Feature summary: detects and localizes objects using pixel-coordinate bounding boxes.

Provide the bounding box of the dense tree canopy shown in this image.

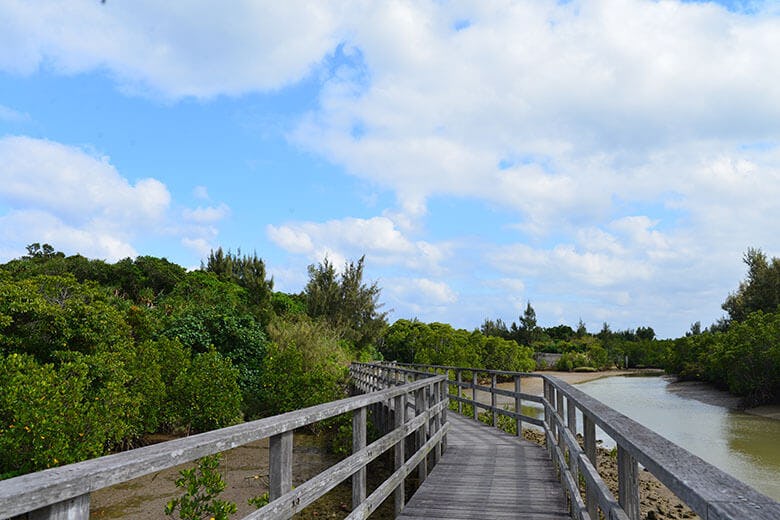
[0,245,385,478]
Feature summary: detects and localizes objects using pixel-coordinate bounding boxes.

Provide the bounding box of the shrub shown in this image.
[174,349,243,434]
[0,353,136,476]
[257,317,349,417]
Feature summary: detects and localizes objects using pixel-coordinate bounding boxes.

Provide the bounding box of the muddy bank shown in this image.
[664,379,743,409]
[91,432,395,520]
[665,377,780,421]
[745,404,780,420]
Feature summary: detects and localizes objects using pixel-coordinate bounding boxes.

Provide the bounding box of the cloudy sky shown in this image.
[1,0,778,337]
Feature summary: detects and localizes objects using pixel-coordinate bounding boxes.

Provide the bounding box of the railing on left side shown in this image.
[0,366,448,520]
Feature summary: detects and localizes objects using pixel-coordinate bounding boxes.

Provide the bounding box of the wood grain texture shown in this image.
[397,414,570,520]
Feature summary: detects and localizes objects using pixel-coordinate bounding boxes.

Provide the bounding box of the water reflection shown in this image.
[577,375,780,501]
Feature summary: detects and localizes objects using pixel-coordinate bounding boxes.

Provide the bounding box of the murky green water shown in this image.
[577,375,780,501]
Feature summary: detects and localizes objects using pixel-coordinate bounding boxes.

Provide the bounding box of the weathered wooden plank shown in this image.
[448,395,544,426]
[393,393,406,516]
[514,374,523,436]
[269,431,292,501]
[345,423,449,520]
[351,406,367,509]
[398,414,570,519]
[247,399,447,520]
[617,445,640,520]
[461,382,545,403]
[28,493,90,520]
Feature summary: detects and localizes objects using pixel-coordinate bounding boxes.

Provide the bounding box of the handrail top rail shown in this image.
[352,361,447,379]
[382,361,539,379]
[385,361,780,518]
[0,369,444,518]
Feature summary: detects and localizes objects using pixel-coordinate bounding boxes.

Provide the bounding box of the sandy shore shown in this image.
[521,369,636,394]
[469,369,636,407]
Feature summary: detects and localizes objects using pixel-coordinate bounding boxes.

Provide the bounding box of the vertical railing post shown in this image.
[441,376,449,451]
[270,431,293,503]
[352,406,367,510]
[456,370,463,414]
[415,387,428,482]
[556,387,565,451]
[618,446,640,520]
[583,414,597,519]
[543,379,551,426]
[491,373,497,427]
[425,382,434,468]
[514,375,522,437]
[29,494,90,520]
[471,371,478,421]
[566,396,578,481]
[432,381,441,464]
[566,396,576,433]
[394,393,406,516]
[543,379,553,457]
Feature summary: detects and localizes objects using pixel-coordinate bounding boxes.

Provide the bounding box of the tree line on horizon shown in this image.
[470,247,779,407]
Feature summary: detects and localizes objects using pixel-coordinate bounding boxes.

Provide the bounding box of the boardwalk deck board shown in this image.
[397,413,570,519]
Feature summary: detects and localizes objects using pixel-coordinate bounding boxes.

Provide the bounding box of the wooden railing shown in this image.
[0,366,447,520]
[374,362,780,520]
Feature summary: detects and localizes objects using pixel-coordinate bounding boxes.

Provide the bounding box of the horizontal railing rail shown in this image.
[0,367,447,520]
[381,362,780,520]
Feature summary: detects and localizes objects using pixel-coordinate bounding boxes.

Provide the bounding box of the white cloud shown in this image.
[290,0,780,235]
[3,1,780,336]
[383,277,459,322]
[0,1,345,99]
[267,216,451,272]
[193,185,210,200]
[0,104,30,123]
[0,135,222,262]
[181,237,212,259]
[284,1,780,335]
[182,203,230,224]
[0,136,170,228]
[411,278,458,305]
[0,209,137,261]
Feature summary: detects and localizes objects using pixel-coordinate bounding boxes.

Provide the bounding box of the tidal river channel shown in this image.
[575,375,780,501]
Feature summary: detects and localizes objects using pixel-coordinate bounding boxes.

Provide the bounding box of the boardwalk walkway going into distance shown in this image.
[398,413,569,519]
[2,362,780,519]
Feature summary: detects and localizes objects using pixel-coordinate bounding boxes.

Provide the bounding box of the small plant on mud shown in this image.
[496,406,517,435]
[164,454,237,520]
[247,492,270,508]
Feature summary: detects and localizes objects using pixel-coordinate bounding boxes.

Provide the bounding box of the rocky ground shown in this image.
[522,428,698,520]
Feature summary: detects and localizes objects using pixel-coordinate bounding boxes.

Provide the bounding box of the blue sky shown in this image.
[2,0,779,338]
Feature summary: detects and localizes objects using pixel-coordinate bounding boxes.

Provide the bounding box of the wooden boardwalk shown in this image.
[398,413,570,519]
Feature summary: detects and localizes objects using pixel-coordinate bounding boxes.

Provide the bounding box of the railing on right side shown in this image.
[386,362,780,520]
